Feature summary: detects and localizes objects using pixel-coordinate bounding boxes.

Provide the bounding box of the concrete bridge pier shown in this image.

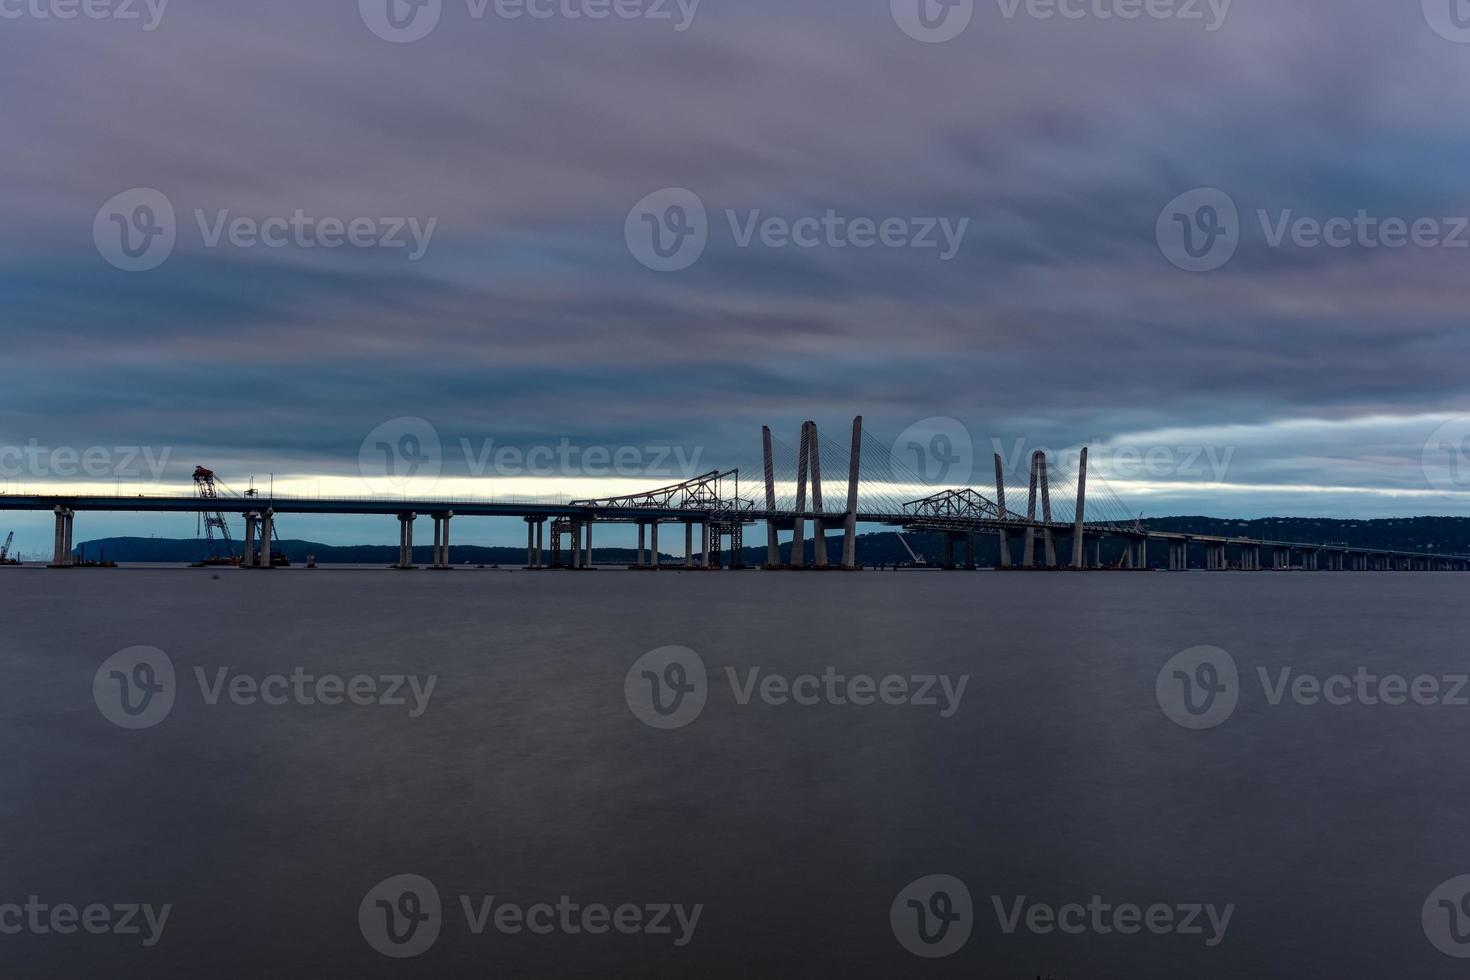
[650,520,660,569]
[762,426,781,568]
[242,512,259,567]
[584,521,593,568]
[258,509,274,568]
[525,518,536,568]
[1168,539,1187,570]
[430,512,453,569]
[841,416,862,570]
[636,522,647,567]
[791,422,811,569]
[809,422,828,569]
[395,513,415,569]
[1071,447,1088,569]
[993,454,1012,569]
[685,521,694,568]
[49,506,74,567]
[701,522,712,569]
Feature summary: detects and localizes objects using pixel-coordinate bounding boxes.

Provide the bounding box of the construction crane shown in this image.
[0,531,14,564]
[896,532,928,567]
[193,466,239,564]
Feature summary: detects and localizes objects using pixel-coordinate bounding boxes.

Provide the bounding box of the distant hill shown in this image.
[77,516,1470,568]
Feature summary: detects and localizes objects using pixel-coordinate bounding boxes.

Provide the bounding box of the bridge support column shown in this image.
[584,522,593,569]
[964,533,976,570]
[763,426,782,568]
[942,533,956,570]
[526,519,536,569]
[810,422,828,569]
[1139,536,1148,570]
[702,522,711,568]
[685,521,694,568]
[1071,447,1088,569]
[49,506,70,567]
[242,512,258,567]
[842,416,861,570]
[637,522,647,567]
[396,513,414,569]
[791,422,811,568]
[994,454,1012,569]
[535,519,544,568]
[258,509,274,568]
[650,521,660,569]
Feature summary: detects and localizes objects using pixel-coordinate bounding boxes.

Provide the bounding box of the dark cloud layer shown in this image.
[4,0,1470,547]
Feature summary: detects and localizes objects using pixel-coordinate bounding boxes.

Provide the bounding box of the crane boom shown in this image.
[0,531,12,560]
[896,532,927,566]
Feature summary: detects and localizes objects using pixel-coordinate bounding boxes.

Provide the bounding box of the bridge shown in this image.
[2,417,1465,571]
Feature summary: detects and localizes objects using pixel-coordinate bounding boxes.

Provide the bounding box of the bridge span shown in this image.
[2,417,1466,572]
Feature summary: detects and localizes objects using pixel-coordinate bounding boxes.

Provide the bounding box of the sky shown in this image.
[5,0,1470,552]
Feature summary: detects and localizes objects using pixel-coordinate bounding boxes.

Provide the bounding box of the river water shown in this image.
[1,567,1466,977]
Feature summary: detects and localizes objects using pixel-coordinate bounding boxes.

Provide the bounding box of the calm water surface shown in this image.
[1,567,1465,977]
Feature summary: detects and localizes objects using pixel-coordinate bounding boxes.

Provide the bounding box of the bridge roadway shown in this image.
[2,493,1466,571]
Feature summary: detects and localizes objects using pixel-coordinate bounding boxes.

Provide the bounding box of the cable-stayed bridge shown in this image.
[2,417,1465,571]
